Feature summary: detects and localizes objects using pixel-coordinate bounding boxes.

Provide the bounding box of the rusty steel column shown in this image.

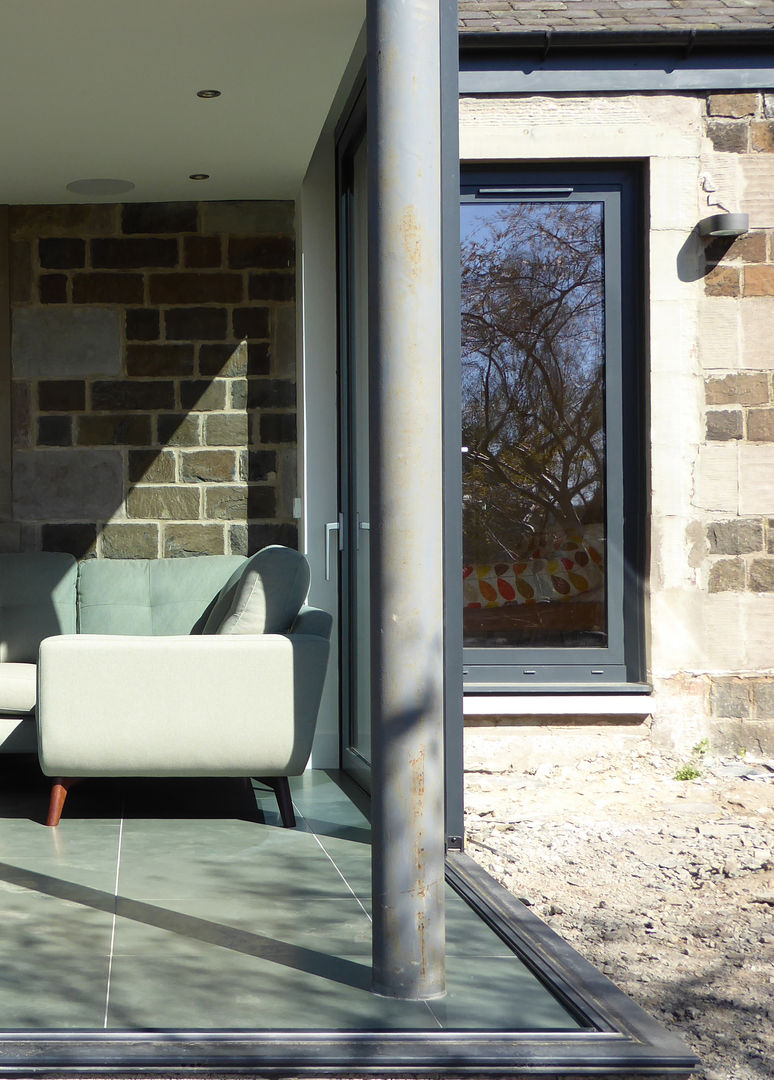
[367,0,446,1000]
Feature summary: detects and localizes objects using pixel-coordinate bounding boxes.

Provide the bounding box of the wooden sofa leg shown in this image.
[256,776,296,828]
[46,777,79,827]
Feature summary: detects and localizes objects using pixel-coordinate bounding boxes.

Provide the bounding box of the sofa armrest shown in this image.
[37,633,329,779]
[292,605,332,639]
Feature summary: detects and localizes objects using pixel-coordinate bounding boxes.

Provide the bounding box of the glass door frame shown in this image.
[458,163,646,692]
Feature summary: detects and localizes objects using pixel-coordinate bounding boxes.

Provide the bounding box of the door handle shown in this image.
[324,514,344,581]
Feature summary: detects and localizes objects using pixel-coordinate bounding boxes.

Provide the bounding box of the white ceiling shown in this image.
[0,0,364,204]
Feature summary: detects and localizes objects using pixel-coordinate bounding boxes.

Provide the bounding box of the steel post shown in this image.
[367,0,446,1000]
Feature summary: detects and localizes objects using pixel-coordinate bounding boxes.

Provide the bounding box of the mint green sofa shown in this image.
[0,547,331,828]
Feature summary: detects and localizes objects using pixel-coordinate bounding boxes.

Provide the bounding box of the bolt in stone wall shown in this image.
[8,201,297,559]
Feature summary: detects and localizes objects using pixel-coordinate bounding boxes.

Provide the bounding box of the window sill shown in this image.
[463,692,653,717]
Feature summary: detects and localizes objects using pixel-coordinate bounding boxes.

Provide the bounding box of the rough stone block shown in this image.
[240,450,276,482]
[752,121,774,153]
[259,413,296,444]
[247,379,296,409]
[743,264,774,297]
[198,342,249,377]
[10,241,31,303]
[180,450,236,483]
[230,522,297,557]
[163,524,225,558]
[205,485,276,520]
[122,203,198,234]
[12,381,31,448]
[748,558,774,591]
[13,308,122,378]
[230,379,247,410]
[126,344,193,377]
[126,486,200,520]
[91,381,175,412]
[704,264,740,296]
[248,272,295,302]
[708,93,759,118]
[708,558,745,592]
[0,523,21,553]
[249,342,273,376]
[704,231,767,265]
[91,237,178,268]
[204,413,248,446]
[741,157,774,230]
[39,275,68,304]
[273,307,296,376]
[37,416,72,446]
[739,443,774,512]
[710,676,751,718]
[77,414,152,446]
[697,298,739,371]
[767,518,774,553]
[157,413,202,447]
[125,309,161,342]
[41,523,97,559]
[165,307,228,341]
[706,120,749,154]
[179,379,227,411]
[201,201,294,237]
[13,449,123,521]
[149,273,242,305]
[705,372,768,405]
[709,718,774,757]
[706,409,742,441]
[276,447,298,519]
[751,679,774,719]
[184,236,221,268]
[101,522,159,559]
[741,299,774,369]
[9,204,116,238]
[233,308,270,340]
[706,518,763,555]
[38,380,86,412]
[39,238,86,269]
[72,273,144,304]
[128,450,176,483]
[747,408,774,441]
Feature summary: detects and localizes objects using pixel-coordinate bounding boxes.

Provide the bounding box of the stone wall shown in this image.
[6,201,297,559]
[459,89,774,755]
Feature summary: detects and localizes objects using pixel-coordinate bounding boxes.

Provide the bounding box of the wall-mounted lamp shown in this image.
[698,213,749,239]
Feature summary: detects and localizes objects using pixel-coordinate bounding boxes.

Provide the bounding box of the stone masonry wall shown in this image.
[459,90,774,755]
[7,201,297,559]
[698,92,774,752]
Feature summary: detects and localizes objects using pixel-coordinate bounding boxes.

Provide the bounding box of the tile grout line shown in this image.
[294,802,373,924]
[102,812,125,1029]
[298,803,444,1029]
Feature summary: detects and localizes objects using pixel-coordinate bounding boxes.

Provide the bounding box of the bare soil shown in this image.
[465,744,774,1080]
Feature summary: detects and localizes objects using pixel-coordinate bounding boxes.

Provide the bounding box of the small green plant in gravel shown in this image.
[674,763,701,781]
[692,738,709,756]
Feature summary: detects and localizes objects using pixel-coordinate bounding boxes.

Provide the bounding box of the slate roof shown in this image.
[458,1,774,34]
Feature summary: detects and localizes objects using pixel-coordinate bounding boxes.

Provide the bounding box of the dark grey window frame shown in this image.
[457,164,647,693]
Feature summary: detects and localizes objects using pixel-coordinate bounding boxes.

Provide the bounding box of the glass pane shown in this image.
[461,199,607,649]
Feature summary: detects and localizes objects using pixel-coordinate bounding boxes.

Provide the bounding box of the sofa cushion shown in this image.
[0,663,37,714]
[0,552,77,662]
[78,555,245,636]
[204,546,310,636]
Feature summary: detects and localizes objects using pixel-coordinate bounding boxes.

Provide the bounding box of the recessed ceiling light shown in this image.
[196,89,221,99]
[66,178,135,195]
[189,173,210,181]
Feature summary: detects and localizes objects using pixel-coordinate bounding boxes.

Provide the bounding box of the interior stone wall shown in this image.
[459,89,774,754]
[6,200,297,559]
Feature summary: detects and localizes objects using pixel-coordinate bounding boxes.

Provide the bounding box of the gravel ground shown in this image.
[464,744,774,1080]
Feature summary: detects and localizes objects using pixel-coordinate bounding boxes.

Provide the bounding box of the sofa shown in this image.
[0,546,331,827]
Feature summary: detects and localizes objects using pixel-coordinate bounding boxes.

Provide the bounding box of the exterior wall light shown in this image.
[698,213,749,238]
[196,89,221,98]
[189,174,210,181]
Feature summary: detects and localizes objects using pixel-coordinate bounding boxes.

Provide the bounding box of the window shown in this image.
[459,165,645,691]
